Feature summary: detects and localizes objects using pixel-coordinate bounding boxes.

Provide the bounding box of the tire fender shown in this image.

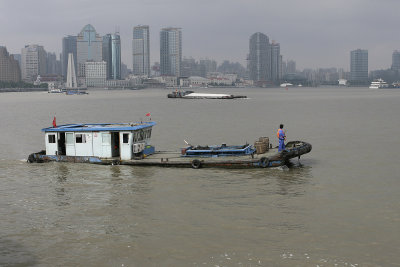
[259,157,269,168]
[191,159,202,169]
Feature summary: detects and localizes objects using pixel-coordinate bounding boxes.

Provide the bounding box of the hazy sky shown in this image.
[1,0,399,71]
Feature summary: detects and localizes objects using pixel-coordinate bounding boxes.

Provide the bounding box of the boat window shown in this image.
[102,133,111,144]
[123,133,129,143]
[148,129,152,139]
[139,130,144,141]
[66,133,74,144]
[75,134,86,143]
[48,134,56,143]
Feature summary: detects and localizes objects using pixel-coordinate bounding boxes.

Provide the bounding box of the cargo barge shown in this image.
[27,121,311,168]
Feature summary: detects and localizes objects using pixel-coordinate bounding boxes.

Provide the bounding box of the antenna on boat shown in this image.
[184,140,189,145]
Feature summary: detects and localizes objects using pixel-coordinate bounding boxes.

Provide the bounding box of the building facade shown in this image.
[350,49,368,84]
[85,61,106,87]
[270,41,281,82]
[77,24,102,77]
[103,33,121,80]
[132,25,150,76]
[248,32,270,83]
[391,50,400,71]
[160,27,182,77]
[21,44,47,82]
[0,46,21,82]
[62,35,77,79]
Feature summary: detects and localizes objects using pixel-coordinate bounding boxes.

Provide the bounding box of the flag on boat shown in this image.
[52,116,57,127]
[146,113,151,117]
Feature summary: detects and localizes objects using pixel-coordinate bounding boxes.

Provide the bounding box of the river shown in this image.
[0,87,399,266]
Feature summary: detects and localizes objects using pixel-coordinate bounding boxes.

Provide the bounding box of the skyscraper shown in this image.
[62,35,77,79]
[248,32,270,83]
[270,41,281,82]
[77,24,102,77]
[350,49,368,84]
[0,46,21,82]
[21,44,47,82]
[160,27,182,77]
[132,25,150,76]
[391,50,400,71]
[103,33,121,80]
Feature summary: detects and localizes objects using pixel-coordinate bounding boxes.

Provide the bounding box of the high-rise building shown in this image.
[0,46,21,82]
[199,59,217,77]
[286,60,296,74]
[350,49,368,83]
[62,35,77,79]
[132,25,150,77]
[102,33,121,80]
[21,44,47,82]
[391,50,400,71]
[270,41,281,82]
[248,32,270,83]
[160,27,182,77]
[85,61,106,87]
[77,24,102,77]
[47,52,58,75]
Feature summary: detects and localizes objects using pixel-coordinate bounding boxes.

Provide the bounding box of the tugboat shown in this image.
[28,121,311,168]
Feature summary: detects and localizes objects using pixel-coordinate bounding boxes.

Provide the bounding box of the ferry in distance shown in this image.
[369,78,389,89]
[280,82,293,88]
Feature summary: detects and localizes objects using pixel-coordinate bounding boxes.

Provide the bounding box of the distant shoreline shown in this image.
[0,88,48,93]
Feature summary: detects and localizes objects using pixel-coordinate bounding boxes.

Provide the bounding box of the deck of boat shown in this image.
[106,147,283,168]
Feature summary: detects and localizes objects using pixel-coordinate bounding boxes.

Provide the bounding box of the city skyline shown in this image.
[1,0,400,71]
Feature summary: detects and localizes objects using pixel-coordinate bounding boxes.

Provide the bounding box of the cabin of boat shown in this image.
[40,122,156,161]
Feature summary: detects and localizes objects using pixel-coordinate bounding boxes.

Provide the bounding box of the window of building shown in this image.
[48,134,56,143]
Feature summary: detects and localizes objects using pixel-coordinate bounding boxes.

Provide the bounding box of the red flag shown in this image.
[52,116,57,127]
[145,113,151,117]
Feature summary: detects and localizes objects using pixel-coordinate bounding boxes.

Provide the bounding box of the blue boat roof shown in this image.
[42,122,156,132]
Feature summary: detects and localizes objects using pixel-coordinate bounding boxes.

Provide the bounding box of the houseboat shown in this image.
[28,122,312,168]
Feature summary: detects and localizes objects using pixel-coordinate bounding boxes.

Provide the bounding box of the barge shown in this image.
[167,90,246,99]
[27,122,311,168]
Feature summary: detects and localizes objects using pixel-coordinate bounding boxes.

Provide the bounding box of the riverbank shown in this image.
[0,88,47,93]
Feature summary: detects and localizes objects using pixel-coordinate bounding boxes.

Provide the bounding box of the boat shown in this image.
[167,90,194,98]
[65,88,88,95]
[369,78,389,89]
[27,121,312,168]
[280,82,293,88]
[167,90,246,99]
[48,88,64,93]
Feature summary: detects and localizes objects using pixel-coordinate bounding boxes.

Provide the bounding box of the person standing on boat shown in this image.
[277,124,286,152]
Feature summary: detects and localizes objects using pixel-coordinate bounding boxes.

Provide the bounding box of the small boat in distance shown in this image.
[65,88,89,95]
[48,88,64,93]
[280,82,293,88]
[369,78,389,89]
